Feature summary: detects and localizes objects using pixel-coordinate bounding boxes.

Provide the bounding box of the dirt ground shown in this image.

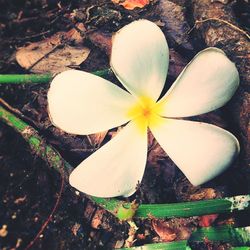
[0,0,249,249]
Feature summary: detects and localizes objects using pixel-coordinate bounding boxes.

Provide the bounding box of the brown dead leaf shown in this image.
[114,240,125,248]
[148,130,166,165]
[152,220,177,242]
[16,23,90,74]
[91,209,105,229]
[88,31,112,56]
[199,214,219,227]
[87,131,108,148]
[189,188,217,201]
[168,49,188,79]
[158,0,194,52]
[177,226,192,240]
[14,195,27,204]
[217,217,236,226]
[112,0,150,10]
[137,233,146,240]
[71,223,81,236]
[0,225,8,237]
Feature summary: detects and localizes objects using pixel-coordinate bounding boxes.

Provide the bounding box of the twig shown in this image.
[0,97,40,129]
[0,105,250,220]
[16,30,52,41]
[0,98,24,117]
[189,18,250,40]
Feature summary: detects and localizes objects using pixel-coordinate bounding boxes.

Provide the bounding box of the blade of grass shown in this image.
[0,104,249,220]
[190,226,250,246]
[0,68,112,84]
[135,195,250,218]
[120,226,250,249]
[232,247,250,250]
[121,240,189,250]
[0,73,53,84]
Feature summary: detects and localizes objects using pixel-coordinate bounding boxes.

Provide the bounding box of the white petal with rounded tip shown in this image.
[158,47,239,117]
[111,19,169,101]
[150,118,240,186]
[69,121,148,198]
[48,70,137,135]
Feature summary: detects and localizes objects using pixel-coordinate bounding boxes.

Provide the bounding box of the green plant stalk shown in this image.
[120,226,250,249]
[121,240,189,250]
[135,195,250,218]
[0,73,53,84]
[93,194,250,219]
[191,226,250,246]
[0,104,73,178]
[0,104,121,208]
[0,105,250,220]
[0,68,112,84]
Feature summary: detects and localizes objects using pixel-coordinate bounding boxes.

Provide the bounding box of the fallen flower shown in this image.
[48,20,240,198]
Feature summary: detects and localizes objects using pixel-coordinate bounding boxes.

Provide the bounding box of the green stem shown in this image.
[121,240,189,250]
[0,104,121,208]
[0,105,250,220]
[191,226,250,246]
[120,226,250,249]
[0,104,72,178]
[0,68,112,84]
[136,195,250,218]
[0,73,53,84]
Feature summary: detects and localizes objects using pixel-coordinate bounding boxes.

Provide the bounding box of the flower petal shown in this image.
[158,47,239,117]
[48,70,136,135]
[150,118,240,186]
[111,19,169,101]
[69,121,148,198]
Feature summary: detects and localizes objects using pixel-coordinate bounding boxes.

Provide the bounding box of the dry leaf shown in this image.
[16,23,90,74]
[158,0,194,52]
[199,214,219,227]
[114,240,125,248]
[112,0,150,10]
[189,188,217,201]
[0,225,8,237]
[14,195,27,204]
[88,31,112,56]
[71,223,81,236]
[87,131,108,148]
[152,220,177,242]
[91,209,105,229]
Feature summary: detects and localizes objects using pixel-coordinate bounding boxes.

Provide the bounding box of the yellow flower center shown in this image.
[127,96,163,133]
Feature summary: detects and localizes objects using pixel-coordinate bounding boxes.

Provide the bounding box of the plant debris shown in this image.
[0,0,249,249]
[16,24,90,74]
[112,0,150,10]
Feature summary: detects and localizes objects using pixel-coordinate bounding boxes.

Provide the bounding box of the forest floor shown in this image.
[0,0,249,249]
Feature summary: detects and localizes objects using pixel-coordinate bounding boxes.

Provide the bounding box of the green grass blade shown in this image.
[120,240,189,250]
[191,226,250,246]
[0,68,112,84]
[120,226,250,249]
[136,195,250,218]
[0,73,53,84]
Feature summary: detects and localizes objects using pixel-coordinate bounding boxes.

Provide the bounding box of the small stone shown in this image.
[11,213,17,219]
[0,225,8,237]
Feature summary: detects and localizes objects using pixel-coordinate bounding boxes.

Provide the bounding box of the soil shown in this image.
[0,0,249,249]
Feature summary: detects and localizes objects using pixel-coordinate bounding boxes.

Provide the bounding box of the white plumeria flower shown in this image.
[48,20,240,198]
